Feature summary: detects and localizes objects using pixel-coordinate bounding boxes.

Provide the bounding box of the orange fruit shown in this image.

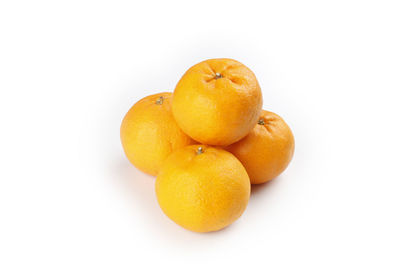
[225,110,295,184]
[172,58,263,146]
[120,92,195,176]
[156,145,250,232]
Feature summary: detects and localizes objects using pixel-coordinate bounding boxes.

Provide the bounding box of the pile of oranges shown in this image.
[121,58,294,232]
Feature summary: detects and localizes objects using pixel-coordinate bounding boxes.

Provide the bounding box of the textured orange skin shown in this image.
[156,145,250,233]
[120,92,196,176]
[225,110,295,184]
[172,58,263,146]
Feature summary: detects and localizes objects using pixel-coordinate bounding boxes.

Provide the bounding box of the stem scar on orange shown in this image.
[172,58,263,146]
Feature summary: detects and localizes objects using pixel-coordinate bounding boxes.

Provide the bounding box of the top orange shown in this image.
[172,58,263,146]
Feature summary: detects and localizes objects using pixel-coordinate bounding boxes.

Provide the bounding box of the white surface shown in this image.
[1,0,400,266]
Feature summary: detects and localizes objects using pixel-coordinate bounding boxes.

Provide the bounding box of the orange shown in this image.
[172,58,263,146]
[156,145,250,232]
[120,92,195,176]
[225,110,295,184]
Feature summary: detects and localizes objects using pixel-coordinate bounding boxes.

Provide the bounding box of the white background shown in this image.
[1,0,399,266]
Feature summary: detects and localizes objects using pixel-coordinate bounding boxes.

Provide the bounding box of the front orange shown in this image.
[225,110,295,184]
[172,58,263,146]
[156,145,250,232]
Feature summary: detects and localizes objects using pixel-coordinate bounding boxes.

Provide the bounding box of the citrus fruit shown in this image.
[120,92,195,176]
[172,58,263,146]
[225,110,295,184]
[155,145,251,232]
